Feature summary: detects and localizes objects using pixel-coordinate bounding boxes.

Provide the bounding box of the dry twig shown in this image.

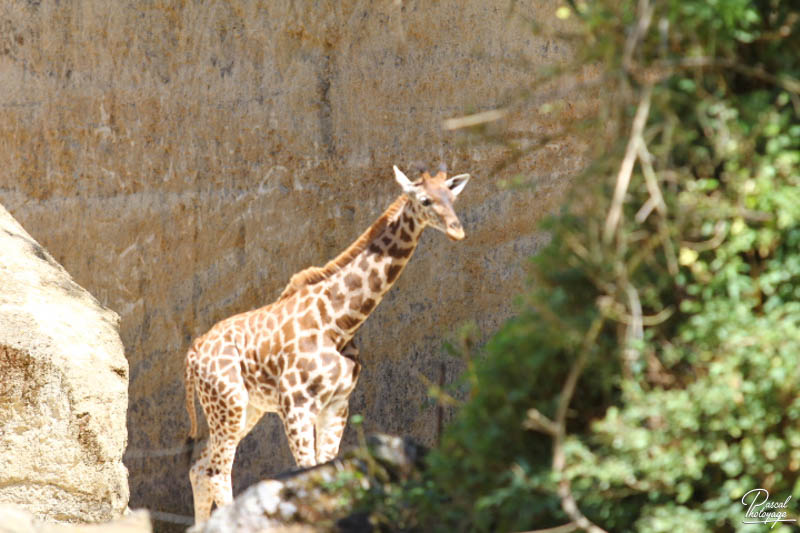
[681,221,728,252]
[623,284,644,378]
[622,0,655,72]
[443,108,508,130]
[635,140,667,221]
[603,85,653,244]
[523,407,559,436]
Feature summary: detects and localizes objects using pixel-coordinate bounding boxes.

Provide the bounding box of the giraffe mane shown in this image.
[277,194,409,301]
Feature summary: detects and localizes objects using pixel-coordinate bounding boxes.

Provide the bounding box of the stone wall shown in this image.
[0,0,589,528]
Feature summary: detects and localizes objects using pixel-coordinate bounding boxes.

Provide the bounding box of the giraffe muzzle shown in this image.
[446,221,465,241]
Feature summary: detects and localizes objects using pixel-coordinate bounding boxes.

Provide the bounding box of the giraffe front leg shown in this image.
[315,398,350,463]
[282,408,318,467]
[315,347,361,463]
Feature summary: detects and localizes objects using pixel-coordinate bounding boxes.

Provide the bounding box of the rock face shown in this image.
[0,506,151,533]
[0,1,590,527]
[0,205,129,522]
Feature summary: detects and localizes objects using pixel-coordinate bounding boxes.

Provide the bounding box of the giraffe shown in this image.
[184,164,470,523]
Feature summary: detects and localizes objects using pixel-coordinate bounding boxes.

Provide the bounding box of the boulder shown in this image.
[195,434,425,533]
[0,505,151,533]
[0,204,129,522]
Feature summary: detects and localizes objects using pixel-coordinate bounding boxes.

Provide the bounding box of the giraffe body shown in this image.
[185,165,470,523]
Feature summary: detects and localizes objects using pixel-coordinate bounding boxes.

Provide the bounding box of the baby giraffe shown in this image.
[184,164,470,522]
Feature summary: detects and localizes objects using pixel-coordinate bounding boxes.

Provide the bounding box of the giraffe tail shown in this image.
[184,349,199,440]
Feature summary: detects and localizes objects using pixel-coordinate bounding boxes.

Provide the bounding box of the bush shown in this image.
[389,1,800,531]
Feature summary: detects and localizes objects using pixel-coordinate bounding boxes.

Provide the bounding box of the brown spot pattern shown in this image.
[281,321,295,342]
[317,299,331,324]
[297,297,312,312]
[368,269,382,292]
[221,364,238,381]
[349,294,363,311]
[388,243,412,258]
[335,314,360,331]
[298,334,318,353]
[258,339,271,360]
[258,373,276,387]
[344,273,362,290]
[360,298,376,315]
[327,285,346,311]
[328,364,341,381]
[292,391,307,405]
[307,376,323,397]
[386,264,402,283]
[298,311,318,330]
[321,332,337,348]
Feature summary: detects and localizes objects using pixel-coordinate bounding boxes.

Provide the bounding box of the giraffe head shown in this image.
[393,164,470,241]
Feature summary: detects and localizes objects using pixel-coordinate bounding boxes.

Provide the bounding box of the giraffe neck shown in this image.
[323,196,425,345]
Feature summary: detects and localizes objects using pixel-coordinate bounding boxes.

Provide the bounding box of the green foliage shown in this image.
[368,0,800,531]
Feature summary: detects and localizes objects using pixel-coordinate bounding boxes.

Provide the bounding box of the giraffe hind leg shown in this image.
[191,404,264,524]
[189,381,251,523]
[190,431,243,524]
[189,443,214,523]
[205,435,240,512]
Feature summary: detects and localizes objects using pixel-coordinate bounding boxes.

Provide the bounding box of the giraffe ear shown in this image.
[393,165,416,195]
[446,173,470,197]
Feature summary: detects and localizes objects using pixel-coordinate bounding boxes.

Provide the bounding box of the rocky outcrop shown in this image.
[195,434,425,533]
[0,0,589,522]
[0,506,151,533]
[0,204,129,522]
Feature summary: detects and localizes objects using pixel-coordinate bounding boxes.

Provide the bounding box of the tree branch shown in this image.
[524,408,559,436]
[603,85,653,244]
[551,317,608,533]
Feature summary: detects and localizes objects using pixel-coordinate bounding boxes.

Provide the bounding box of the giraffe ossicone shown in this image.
[184,164,471,523]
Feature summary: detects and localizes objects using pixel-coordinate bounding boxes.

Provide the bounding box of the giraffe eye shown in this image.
[420,197,432,207]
